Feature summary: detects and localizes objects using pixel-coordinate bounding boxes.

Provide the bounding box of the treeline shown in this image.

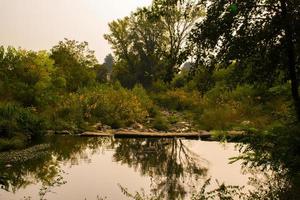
[0,40,155,150]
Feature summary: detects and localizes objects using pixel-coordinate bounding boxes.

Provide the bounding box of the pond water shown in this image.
[0,136,261,200]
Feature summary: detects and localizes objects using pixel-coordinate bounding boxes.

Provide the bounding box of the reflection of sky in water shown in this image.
[0,138,250,200]
[185,141,249,188]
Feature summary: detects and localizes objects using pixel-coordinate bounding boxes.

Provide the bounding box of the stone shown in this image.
[241,121,251,126]
[55,130,71,135]
[131,122,144,130]
[46,130,55,135]
[102,125,112,131]
[92,122,103,130]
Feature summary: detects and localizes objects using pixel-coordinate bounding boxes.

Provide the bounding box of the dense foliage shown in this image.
[104,0,203,87]
[52,84,150,130]
[0,42,154,149]
[188,0,300,119]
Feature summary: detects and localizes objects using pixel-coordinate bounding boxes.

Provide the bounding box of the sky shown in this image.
[0,0,152,62]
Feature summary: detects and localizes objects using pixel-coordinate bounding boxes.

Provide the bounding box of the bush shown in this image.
[0,135,27,151]
[0,47,57,107]
[0,103,46,140]
[49,93,85,133]
[196,106,239,130]
[152,115,169,131]
[151,80,169,93]
[171,72,188,88]
[51,84,150,130]
[190,84,291,131]
[132,84,155,113]
[153,89,202,111]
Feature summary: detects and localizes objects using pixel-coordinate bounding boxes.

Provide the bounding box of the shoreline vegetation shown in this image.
[0,72,294,151]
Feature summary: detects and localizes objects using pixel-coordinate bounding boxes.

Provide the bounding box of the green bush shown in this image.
[151,80,169,93]
[267,83,290,97]
[190,84,291,131]
[211,130,228,141]
[171,72,188,88]
[153,89,202,111]
[152,115,169,131]
[196,106,239,130]
[52,84,150,130]
[0,135,27,151]
[0,103,46,140]
[0,47,57,107]
[167,115,180,124]
[132,84,155,113]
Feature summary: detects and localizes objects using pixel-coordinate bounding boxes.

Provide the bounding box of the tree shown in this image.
[96,64,109,83]
[50,39,98,92]
[151,0,204,82]
[0,46,56,107]
[96,54,114,83]
[105,9,166,88]
[104,0,203,87]
[188,0,300,120]
[103,53,114,73]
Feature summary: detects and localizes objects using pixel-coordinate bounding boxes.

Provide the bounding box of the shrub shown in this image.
[0,135,27,151]
[151,80,169,93]
[171,72,188,88]
[167,115,180,124]
[52,84,150,130]
[0,47,57,107]
[152,115,169,131]
[196,106,240,130]
[0,103,46,139]
[153,89,202,111]
[132,84,155,113]
[49,94,85,132]
[190,84,291,131]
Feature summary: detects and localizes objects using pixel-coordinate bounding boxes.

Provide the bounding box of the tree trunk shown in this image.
[281,0,300,121]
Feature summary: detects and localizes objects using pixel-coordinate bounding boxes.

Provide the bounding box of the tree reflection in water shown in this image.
[113,138,300,200]
[0,136,299,200]
[112,138,208,200]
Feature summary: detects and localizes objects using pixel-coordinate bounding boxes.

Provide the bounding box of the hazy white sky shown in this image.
[0,0,152,62]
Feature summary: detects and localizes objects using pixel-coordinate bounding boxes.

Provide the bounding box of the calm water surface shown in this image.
[0,136,254,200]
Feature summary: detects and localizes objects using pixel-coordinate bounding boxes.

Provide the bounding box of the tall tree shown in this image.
[50,39,98,92]
[104,0,203,86]
[188,0,300,120]
[103,53,114,73]
[105,8,166,87]
[152,0,204,82]
[95,54,115,83]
